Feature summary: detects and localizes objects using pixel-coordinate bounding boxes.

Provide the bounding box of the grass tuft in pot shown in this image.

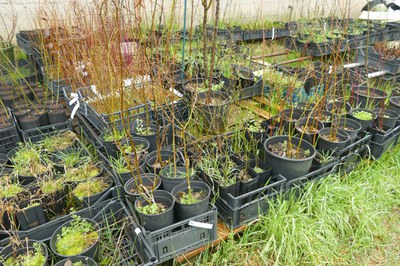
[1,242,47,266]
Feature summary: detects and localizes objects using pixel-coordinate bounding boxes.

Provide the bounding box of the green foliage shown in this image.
[39,131,76,153]
[56,215,98,256]
[352,110,373,121]
[137,202,166,214]
[73,179,108,198]
[2,242,46,266]
[65,163,101,182]
[102,129,126,142]
[0,183,23,199]
[134,119,156,135]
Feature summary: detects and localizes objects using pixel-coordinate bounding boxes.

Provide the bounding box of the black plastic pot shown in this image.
[264,116,280,137]
[54,256,98,266]
[48,108,67,124]
[248,159,272,188]
[50,218,99,260]
[293,102,316,117]
[171,180,211,221]
[124,173,161,202]
[310,110,336,127]
[32,109,50,127]
[0,240,48,266]
[19,114,40,130]
[16,199,47,230]
[14,108,31,124]
[352,86,387,108]
[238,168,260,196]
[232,64,255,89]
[317,127,350,152]
[348,108,377,132]
[182,78,222,102]
[119,137,150,157]
[332,118,362,142]
[43,186,68,218]
[159,165,195,192]
[74,176,113,208]
[196,91,231,133]
[146,149,184,175]
[99,130,126,158]
[263,135,316,180]
[295,117,324,145]
[326,100,352,116]
[51,147,90,173]
[389,96,400,114]
[134,190,175,231]
[202,169,240,200]
[17,173,38,185]
[131,123,159,153]
[279,108,304,134]
[244,119,270,146]
[373,108,399,129]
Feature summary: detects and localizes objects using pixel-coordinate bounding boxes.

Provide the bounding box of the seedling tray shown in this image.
[127,201,218,263]
[0,199,157,266]
[0,121,20,154]
[215,174,286,229]
[15,118,73,143]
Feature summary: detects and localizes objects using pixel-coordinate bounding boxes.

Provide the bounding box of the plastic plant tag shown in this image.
[367,70,387,78]
[343,62,364,68]
[272,28,275,40]
[188,220,213,229]
[135,227,142,235]
[69,93,80,119]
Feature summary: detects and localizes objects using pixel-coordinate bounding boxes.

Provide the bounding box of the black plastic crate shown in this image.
[238,78,265,100]
[333,133,371,159]
[368,124,400,144]
[242,29,263,41]
[0,124,21,154]
[0,199,157,266]
[338,145,369,174]
[369,135,397,160]
[215,174,286,229]
[15,30,43,56]
[127,201,218,263]
[17,119,73,143]
[355,46,400,75]
[285,160,339,192]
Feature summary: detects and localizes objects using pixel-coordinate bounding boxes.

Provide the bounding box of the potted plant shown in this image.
[0,240,48,266]
[332,118,362,143]
[39,178,68,218]
[64,162,103,183]
[109,155,145,184]
[263,135,316,180]
[279,108,305,134]
[388,96,400,114]
[54,256,98,266]
[352,86,388,108]
[50,215,99,259]
[159,164,195,192]
[313,150,336,169]
[51,148,91,173]
[317,127,350,152]
[134,190,175,231]
[373,108,399,130]
[72,176,113,207]
[118,137,150,157]
[47,102,67,125]
[145,149,184,175]
[326,99,352,116]
[131,119,159,152]
[124,173,161,202]
[348,108,377,132]
[171,180,211,221]
[100,128,126,157]
[295,117,324,145]
[15,199,47,230]
[39,131,78,153]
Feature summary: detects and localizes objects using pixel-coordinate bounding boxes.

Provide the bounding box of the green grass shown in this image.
[184,145,400,265]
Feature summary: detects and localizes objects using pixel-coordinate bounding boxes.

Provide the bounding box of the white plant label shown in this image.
[272,28,275,40]
[188,220,213,229]
[69,93,80,119]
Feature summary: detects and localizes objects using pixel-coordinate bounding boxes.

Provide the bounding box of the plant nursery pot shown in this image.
[197,90,231,133]
[134,190,175,231]
[203,170,241,199]
[14,108,31,124]
[310,110,336,128]
[249,159,272,188]
[348,108,377,132]
[51,147,90,173]
[43,186,69,218]
[263,135,316,180]
[99,131,126,158]
[171,180,211,221]
[159,165,195,192]
[124,173,161,202]
[317,127,350,152]
[182,78,223,102]
[389,96,400,114]
[238,168,260,196]
[373,108,399,130]
[352,86,387,108]
[48,107,67,124]
[146,149,183,175]
[19,114,40,130]
[54,256,99,266]
[279,108,304,134]
[50,218,100,260]
[119,137,150,157]
[0,43,15,65]
[74,176,114,208]
[131,123,159,153]
[244,119,270,145]
[293,102,316,117]
[232,64,255,89]
[15,199,47,230]
[326,100,352,116]
[0,240,48,266]
[295,117,324,145]
[332,118,362,143]
[2,94,18,108]
[32,110,50,127]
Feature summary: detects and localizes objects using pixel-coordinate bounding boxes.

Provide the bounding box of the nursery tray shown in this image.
[348,65,400,86]
[355,46,400,75]
[17,119,73,143]
[334,132,371,159]
[16,30,43,56]
[0,123,20,154]
[214,174,286,229]
[368,124,400,144]
[285,160,339,193]
[369,134,398,160]
[127,201,218,263]
[0,199,157,266]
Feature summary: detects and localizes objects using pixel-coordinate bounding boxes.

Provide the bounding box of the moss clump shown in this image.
[73,179,109,199]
